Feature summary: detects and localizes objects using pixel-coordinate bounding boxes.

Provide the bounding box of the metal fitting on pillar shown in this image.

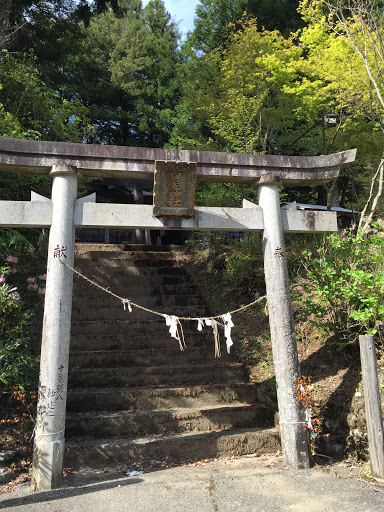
[258,174,282,185]
[50,164,79,177]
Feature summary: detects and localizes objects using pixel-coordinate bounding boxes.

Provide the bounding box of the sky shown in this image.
[142,0,199,39]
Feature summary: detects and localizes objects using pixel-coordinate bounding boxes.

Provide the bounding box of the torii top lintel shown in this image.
[0,137,356,186]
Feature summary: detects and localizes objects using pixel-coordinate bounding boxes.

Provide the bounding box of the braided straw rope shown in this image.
[60,259,267,321]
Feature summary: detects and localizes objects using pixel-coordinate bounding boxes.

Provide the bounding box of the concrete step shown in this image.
[69,347,232,369]
[71,305,211,322]
[66,383,259,413]
[64,427,281,470]
[68,363,246,389]
[65,404,271,438]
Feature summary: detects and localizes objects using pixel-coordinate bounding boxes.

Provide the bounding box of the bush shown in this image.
[297,227,384,345]
[0,230,47,391]
[224,234,265,295]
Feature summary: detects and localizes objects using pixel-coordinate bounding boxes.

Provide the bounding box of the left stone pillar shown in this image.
[31,165,79,491]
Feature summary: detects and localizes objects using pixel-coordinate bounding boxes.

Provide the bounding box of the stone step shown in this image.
[65,243,273,473]
[68,363,246,389]
[73,283,199,298]
[121,244,177,252]
[73,295,203,309]
[70,332,216,351]
[75,253,174,263]
[65,404,271,438]
[75,244,173,255]
[70,319,224,338]
[64,427,281,470]
[69,347,231,369]
[72,273,190,288]
[66,383,258,413]
[71,305,211,322]
[74,260,181,274]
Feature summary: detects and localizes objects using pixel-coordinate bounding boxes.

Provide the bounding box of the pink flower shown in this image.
[38,274,47,281]
[8,267,17,274]
[9,291,20,300]
[0,274,5,283]
[28,283,38,291]
[6,255,18,264]
[27,277,36,284]
[37,287,46,295]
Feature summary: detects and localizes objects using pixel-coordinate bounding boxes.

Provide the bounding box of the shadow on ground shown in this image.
[0,473,142,509]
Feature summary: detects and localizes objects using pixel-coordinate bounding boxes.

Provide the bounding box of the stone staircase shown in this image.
[64,244,279,469]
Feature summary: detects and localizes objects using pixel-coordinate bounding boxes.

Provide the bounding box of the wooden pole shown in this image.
[258,175,311,469]
[359,335,384,478]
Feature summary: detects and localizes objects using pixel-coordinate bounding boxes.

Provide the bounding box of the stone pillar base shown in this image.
[31,438,65,491]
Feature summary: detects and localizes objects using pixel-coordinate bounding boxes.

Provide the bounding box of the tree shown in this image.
[173,21,327,156]
[172,14,384,212]
[0,0,181,147]
[188,0,303,55]
[203,23,308,155]
[0,53,93,141]
[138,0,181,146]
[0,0,95,141]
[299,0,384,228]
[0,0,78,49]
[0,0,16,48]
[76,0,180,146]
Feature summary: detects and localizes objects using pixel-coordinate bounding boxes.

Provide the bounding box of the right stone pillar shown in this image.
[258,175,311,469]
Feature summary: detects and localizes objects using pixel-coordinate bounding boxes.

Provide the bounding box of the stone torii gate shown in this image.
[0,137,356,490]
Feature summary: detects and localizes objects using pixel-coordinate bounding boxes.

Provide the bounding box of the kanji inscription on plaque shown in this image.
[153,161,197,217]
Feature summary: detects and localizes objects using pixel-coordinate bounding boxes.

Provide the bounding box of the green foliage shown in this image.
[189,0,303,54]
[75,0,181,146]
[0,54,94,142]
[204,22,308,154]
[297,228,384,344]
[224,234,265,294]
[194,182,258,207]
[0,230,47,391]
[0,172,51,201]
[190,233,265,299]
[172,9,384,214]
[173,20,331,157]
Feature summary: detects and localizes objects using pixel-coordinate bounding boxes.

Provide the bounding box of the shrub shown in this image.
[0,230,46,391]
[297,227,384,345]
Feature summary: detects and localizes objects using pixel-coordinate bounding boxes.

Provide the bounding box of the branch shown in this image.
[357,154,384,233]
[361,158,384,234]
[320,0,384,110]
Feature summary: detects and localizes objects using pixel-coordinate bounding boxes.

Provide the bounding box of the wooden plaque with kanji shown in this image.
[153,161,197,217]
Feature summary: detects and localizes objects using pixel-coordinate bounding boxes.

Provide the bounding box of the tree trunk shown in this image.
[0,0,12,47]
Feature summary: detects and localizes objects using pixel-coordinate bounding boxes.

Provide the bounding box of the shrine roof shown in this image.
[0,137,356,186]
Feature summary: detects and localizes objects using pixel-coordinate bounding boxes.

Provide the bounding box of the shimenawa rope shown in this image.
[60,259,268,356]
